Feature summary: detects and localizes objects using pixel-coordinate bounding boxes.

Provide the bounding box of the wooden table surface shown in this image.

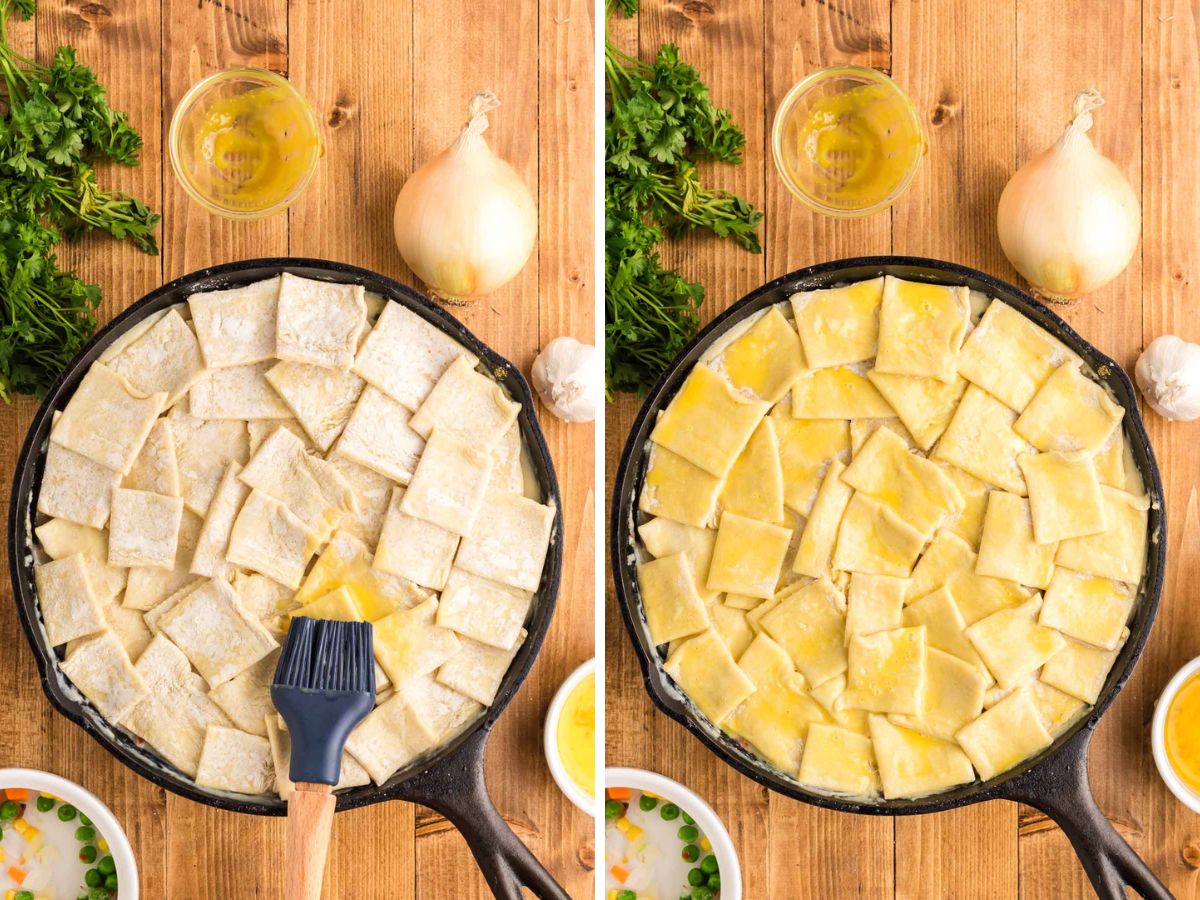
[605,0,1200,897]
[0,1,595,897]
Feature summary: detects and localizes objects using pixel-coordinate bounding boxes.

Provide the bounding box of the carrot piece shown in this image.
[610,865,629,884]
[606,786,631,801]
[4,789,27,801]
[7,866,25,885]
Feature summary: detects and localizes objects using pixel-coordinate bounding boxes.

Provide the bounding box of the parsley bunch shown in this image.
[605,0,763,398]
[0,0,159,400]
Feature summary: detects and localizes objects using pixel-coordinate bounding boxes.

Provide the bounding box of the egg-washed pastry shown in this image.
[635,275,1149,800]
[30,275,554,797]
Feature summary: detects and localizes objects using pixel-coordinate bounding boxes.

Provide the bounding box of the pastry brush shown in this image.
[272,616,376,900]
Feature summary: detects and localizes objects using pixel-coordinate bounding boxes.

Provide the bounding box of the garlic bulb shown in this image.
[997,89,1140,302]
[531,337,598,423]
[1135,335,1200,421]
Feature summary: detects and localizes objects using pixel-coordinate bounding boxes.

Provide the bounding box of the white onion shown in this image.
[394,91,537,304]
[997,89,1140,302]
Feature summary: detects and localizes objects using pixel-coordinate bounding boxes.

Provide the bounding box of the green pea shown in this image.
[682,811,695,825]
[97,854,115,875]
[15,890,34,900]
[687,867,705,886]
[690,888,713,900]
[58,803,78,821]
[76,825,96,842]
[80,844,98,863]
[660,803,680,821]
[79,812,92,826]
[87,890,109,900]
[85,868,103,888]
[638,794,658,812]
[35,795,55,812]
[617,891,636,900]
[0,800,20,820]
[104,874,118,891]
[700,854,718,875]
[682,843,700,862]
[604,799,622,820]
[708,873,721,891]
[678,824,699,843]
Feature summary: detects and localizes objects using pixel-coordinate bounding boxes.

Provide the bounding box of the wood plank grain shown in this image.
[160,0,290,895]
[891,0,1020,894]
[763,0,895,894]
[1140,0,1200,896]
[286,2,417,896]
[1013,1,1146,896]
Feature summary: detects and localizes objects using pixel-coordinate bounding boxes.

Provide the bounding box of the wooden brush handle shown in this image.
[285,782,336,900]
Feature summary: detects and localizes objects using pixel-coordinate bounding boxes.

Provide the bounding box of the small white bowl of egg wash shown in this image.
[604,768,741,900]
[544,657,596,815]
[0,768,138,899]
[1153,655,1200,813]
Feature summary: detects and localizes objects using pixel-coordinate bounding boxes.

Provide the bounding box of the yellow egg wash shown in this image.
[558,671,595,796]
[189,84,320,214]
[1166,671,1200,794]
[789,82,923,212]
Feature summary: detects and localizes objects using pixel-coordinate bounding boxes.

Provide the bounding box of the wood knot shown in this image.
[327,95,355,129]
[566,78,579,94]
[576,842,595,871]
[679,0,715,23]
[77,1,112,26]
[1183,841,1200,870]
[567,268,583,286]
[1171,266,1188,283]
[929,95,958,127]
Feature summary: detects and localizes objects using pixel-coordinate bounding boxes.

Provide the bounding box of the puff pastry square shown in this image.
[375,487,461,589]
[902,586,988,673]
[34,520,126,603]
[188,277,281,368]
[121,509,204,611]
[1040,568,1134,652]
[60,630,148,721]
[195,725,275,795]
[1055,486,1148,584]
[906,529,974,604]
[792,459,853,578]
[106,308,206,407]
[409,356,521,451]
[874,277,970,384]
[158,578,279,687]
[710,602,753,659]
[51,363,165,474]
[868,714,974,799]
[932,385,1034,495]
[1014,362,1123,453]
[832,493,926,578]
[957,299,1075,411]
[396,672,482,743]
[265,360,365,452]
[435,568,532,651]
[663,629,755,724]
[844,626,927,715]
[845,574,907,643]
[239,426,344,538]
[719,417,785,524]
[327,456,394,549]
[334,385,427,484]
[344,693,439,785]
[638,443,722,528]
[123,418,181,497]
[168,406,249,516]
[770,410,850,516]
[436,630,526,706]
[954,686,1052,781]
[798,723,880,795]
[292,585,365,622]
[189,362,292,421]
[637,552,711,646]
[35,554,107,647]
[790,277,884,369]
[208,649,278,737]
[190,462,248,579]
[710,306,805,403]
[400,431,493,537]
[941,465,990,550]
[965,597,1066,689]
[1019,451,1107,544]
[789,365,894,420]
[1040,634,1123,704]
[706,512,792,599]
[107,488,184,570]
[975,491,1057,589]
[638,518,719,602]
[275,273,367,370]
[226,490,317,589]
[761,579,848,686]
[889,647,987,742]
[37,441,121,529]
[373,598,462,688]
[352,301,479,411]
[454,491,555,592]
[650,365,769,478]
[866,371,966,452]
[726,670,828,775]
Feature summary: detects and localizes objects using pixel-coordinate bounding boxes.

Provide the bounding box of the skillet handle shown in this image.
[1004,727,1173,900]
[400,728,572,900]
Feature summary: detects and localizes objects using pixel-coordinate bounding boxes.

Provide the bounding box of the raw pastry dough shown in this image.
[188,277,281,368]
[226,490,317,589]
[719,417,785,523]
[122,510,204,611]
[327,456,394,549]
[454,491,555,592]
[375,486,460,589]
[964,597,1066,690]
[34,554,106,647]
[975,492,1057,589]
[638,517,719,602]
[906,529,974,603]
[889,648,987,742]
[1055,486,1148,584]
[1018,451,1107,544]
[409,356,521,451]
[1039,634,1123,705]
[334,386,427,484]
[239,426,344,539]
[845,574,907,643]
[1039,568,1134,651]
[344,692,439,785]
[663,630,755,724]
[265,360,365,452]
[189,362,292,421]
[706,512,792,599]
[399,431,493,536]
[844,626,927,715]
[373,598,462,688]
[954,686,1052,781]
[195,725,275,795]
[275,273,367,370]
[638,442,722,528]
[168,406,249,516]
[932,385,1033,495]
[106,308,206,407]
[868,714,974,799]
[831,494,926,578]
[1014,362,1123,453]
[51,363,166,474]
[123,418,181,497]
[190,462,248,579]
[436,630,526,706]
[208,649,278,737]
[790,277,884,368]
[798,723,880,795]
[726,669,828,775]
[60,630,148,721]
[34,520,126,603]
[636,553,711,646]
[874,277,970,384]
[435,568,532,651]
[957,299,1074,411]
[789,366,894,420]
[792,459,853,578]
[107,488,184,570]
[37,441,121,529]
[710,306,806,403]
[761,579,848,686]
[903,586,989,674]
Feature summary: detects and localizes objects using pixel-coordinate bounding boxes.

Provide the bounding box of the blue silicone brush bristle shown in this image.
[272,617,376,786]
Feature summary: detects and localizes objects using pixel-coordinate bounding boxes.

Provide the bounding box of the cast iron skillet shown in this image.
[9,258,570,900]
[611,257,1171,900]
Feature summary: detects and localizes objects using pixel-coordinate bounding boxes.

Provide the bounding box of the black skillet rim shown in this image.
[610,255,1166,815]
[9,257,564,816]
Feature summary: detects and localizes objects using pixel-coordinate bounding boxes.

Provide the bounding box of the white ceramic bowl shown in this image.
[1152,655,1200,814]
[0,768,139,898]
[604,767,742,900]
[543,657,595,815]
